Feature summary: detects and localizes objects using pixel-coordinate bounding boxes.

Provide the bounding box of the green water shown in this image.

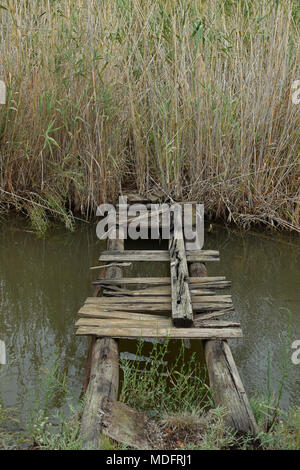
[0,219,299,425]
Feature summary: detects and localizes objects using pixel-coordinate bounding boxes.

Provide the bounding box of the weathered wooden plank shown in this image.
[76,318,171,328]
[79,306,167,321]
[103,286,215,297]
[99,397,160,450]
[169,205,193,327]
[194,308,234,321]
[81,301,233,313]
[79,306,234,321]
[76,326,243,339]
[76,317,240,329]
[99,250,219,263]
[119,192,161,204]
[93,276,229,287]
[188,260,258,436]
[85,294,231,305]
[205,340,258,436]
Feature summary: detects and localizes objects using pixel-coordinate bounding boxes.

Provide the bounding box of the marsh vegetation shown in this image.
[0,0,299,232]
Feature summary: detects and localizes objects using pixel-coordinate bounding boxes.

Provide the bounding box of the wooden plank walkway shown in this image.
[77,192,258,446]
[99,250,219,262]
[77,203,235,340]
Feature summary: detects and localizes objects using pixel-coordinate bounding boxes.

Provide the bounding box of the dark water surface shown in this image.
[0,218,299,423]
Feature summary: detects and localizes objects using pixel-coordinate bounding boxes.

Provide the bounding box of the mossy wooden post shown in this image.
[189,261,258,436]
[169,204,193,327]
[80,238,124,449]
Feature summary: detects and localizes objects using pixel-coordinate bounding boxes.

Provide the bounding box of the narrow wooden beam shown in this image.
[76,326,243,339]
[81,300,233,313]
[189,261,258,436]
[92,276,230,287]
[169,206,193,327]
[99,250,219,263]
[85,294,232,304]
[76,317,240,329]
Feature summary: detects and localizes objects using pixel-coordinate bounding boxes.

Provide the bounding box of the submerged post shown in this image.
[80,238,124,449]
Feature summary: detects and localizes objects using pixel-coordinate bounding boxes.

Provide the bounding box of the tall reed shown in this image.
[0,0,299,230]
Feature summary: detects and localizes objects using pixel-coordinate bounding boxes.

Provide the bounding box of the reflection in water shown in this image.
[0,219,299,424]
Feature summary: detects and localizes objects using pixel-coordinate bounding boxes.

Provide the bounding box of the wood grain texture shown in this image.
[99,397,160,449]
[99,250,219,263]
[93,276,230,287]
[188,260,258,436]
[169,206,193,327]
[76,325,243,339]
[80,238,123,450]
[76,317,240,329]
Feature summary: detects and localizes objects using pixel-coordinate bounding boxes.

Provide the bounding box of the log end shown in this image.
[172,318,194,328]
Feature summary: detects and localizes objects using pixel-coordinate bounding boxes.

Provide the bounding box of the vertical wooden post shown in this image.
[80,238,124,449]
[189,261,258,436]
[169,205,193,327]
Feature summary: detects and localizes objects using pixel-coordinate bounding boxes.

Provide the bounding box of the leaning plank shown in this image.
[93,276,230,287]
[103,286,215,297]
[189,261,258,436]
[79,307,167,321]
[85,295,232,304]
[99,397,160,449]
[194,308,234,321]
[205,340,258,436]
[81,302,233,313]
[169,205,193,327]
[99,250,219,263]
[80,238,123,450]
[76,326,243,339]
[76,318,172,328]
[79,306,233,321]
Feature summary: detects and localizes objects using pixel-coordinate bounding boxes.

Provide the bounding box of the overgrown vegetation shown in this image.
[120,340,213,414]
[0,342,299,450]
[0,0,299,231]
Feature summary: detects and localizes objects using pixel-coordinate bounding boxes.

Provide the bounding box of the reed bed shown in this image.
[0,0,299,231]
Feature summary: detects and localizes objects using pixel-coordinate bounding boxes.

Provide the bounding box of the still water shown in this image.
[0,218,299,424]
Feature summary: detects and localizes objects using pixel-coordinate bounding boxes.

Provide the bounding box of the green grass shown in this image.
[119,339,213,415]
[0,343,299,450]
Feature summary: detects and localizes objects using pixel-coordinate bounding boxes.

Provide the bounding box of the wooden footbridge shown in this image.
[76,193,258,449]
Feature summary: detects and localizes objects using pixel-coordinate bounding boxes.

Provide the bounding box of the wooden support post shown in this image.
[169,205,193,327]
[80,238,124,449]
[189,261,258,436]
